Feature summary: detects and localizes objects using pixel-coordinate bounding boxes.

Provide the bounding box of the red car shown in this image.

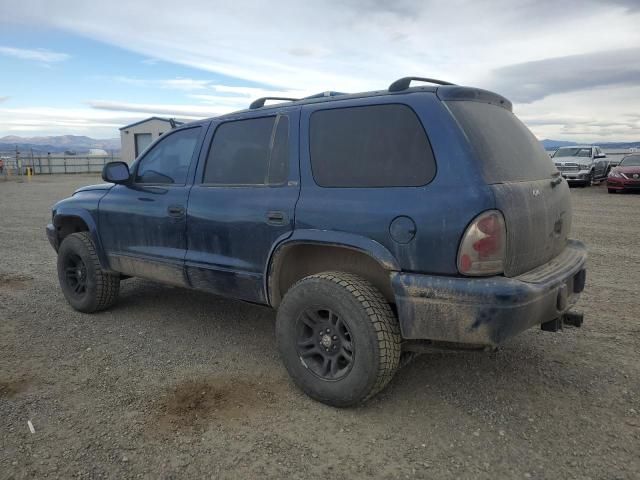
[607,154,640,193]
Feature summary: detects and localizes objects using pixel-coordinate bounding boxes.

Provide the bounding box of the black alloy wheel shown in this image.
[296,307,354,381]
[62,253,88,298]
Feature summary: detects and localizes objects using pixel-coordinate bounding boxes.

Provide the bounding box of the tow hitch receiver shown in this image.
[541,311,584,332]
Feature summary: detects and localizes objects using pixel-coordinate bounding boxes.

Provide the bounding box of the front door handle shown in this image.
[266,211,286,225]
[167,205,185,217]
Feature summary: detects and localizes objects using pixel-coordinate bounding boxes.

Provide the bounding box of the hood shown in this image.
[73,183,114,194]
[614,166,640,175]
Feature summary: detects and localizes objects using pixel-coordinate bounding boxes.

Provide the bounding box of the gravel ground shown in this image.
[1,175,639,479]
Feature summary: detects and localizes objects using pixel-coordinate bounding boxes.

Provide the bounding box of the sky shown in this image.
[0,0,639,142]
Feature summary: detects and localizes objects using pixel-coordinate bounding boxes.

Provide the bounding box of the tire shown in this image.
[587,170,594,186]
[57,232,120,313]
[276,272,401,407]
[608,188,616,194]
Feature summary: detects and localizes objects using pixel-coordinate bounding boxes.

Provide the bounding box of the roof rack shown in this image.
[249,97,299,109]
[303,91,347,99]
[388,76,456,92]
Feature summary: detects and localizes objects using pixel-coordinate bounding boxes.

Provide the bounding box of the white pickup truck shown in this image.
[552,145,611,187]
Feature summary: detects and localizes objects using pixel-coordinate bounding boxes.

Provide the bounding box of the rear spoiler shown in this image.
[436,86,512,112]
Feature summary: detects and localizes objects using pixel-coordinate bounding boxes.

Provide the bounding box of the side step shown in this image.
[541,311,584,332]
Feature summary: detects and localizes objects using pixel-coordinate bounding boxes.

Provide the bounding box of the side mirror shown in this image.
[102,161,130,184]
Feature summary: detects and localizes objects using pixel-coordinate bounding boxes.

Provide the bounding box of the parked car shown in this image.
[46,76,587,407]
[552,145,610,186]
[607,154,640,193]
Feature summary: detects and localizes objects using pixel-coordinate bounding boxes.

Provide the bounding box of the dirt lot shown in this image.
[1,174,639,479]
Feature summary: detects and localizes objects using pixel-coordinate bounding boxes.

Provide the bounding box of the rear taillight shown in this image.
[457,210,506,276]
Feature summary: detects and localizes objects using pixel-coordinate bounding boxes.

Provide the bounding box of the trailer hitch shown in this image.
[541,311,584,332]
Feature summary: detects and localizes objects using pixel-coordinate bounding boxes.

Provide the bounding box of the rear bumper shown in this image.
[46,223,59,252]
[391,240,587,346]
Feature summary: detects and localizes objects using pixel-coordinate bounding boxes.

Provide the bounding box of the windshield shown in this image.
[621,155,640,167]
[553,147,592,158]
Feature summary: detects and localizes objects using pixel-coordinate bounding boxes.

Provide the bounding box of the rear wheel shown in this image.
[276,272,401,407]
[57,232,120,313]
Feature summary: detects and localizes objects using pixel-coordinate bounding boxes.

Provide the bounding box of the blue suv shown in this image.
[47,77,587,407]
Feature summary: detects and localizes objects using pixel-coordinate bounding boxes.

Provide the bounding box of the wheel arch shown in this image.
[266,230,400,307]
[53,208,111,271]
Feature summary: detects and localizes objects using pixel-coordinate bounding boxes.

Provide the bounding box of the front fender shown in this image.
[264,229,401,305]
[53,207,112,271]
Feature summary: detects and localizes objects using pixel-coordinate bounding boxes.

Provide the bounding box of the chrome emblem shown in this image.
[532,189,541,197]
[634,174,639,179]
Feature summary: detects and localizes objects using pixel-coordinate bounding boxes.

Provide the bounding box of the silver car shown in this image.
[552,145,610,187]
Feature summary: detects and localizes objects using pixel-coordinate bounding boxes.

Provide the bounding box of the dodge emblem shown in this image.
[532,189,541,197]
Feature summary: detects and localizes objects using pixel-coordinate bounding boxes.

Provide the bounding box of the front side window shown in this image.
[309,104,436,187]
[203,115,289,185]
[135,127,202,184]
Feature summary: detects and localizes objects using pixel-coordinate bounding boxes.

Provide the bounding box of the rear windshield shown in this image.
[446,101,555,183]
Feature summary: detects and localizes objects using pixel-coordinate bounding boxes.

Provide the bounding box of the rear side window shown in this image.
[309,104,436,187]
[446,101,555,183]
[203,115,289,185]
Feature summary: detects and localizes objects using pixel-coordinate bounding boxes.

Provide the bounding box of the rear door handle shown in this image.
[266,211,286,225]
[167,205,185,217]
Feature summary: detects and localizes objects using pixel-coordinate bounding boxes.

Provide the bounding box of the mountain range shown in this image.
[541,139,640,150]
[0,135,120,153]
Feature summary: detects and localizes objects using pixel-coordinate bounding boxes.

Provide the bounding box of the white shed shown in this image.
[119,117,183,163]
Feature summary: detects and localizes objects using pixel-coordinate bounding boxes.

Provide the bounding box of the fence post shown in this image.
[16,148,22,176]
[47,153,52,174]
[64,159,67,174]
[87,158,90,173]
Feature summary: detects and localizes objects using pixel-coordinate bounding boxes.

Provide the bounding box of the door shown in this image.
[185,109,300,303]
[593,147,608,179]
[99,125,205,285]
[134,133,153,157]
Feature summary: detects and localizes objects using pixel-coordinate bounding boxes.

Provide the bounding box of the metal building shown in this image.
[119,117,183,163]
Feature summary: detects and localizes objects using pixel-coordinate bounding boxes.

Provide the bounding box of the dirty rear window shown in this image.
[447,101,555,183]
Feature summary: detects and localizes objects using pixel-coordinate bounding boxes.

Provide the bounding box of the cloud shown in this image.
[110,76,212,91]
[0,96,8,103]
[488,48,640,103]
[515,85,640,142]
[1,0,639,140]
[87,100,217,118]
[0,106,140,137]
[0,46,69,63]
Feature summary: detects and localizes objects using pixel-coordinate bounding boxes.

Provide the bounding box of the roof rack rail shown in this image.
[249,97,299,109]
[303,91,347,99]
[388,76,456,92]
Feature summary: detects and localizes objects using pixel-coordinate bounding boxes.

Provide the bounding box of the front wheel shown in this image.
[57,232,120,313]
[276,272,401,407]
